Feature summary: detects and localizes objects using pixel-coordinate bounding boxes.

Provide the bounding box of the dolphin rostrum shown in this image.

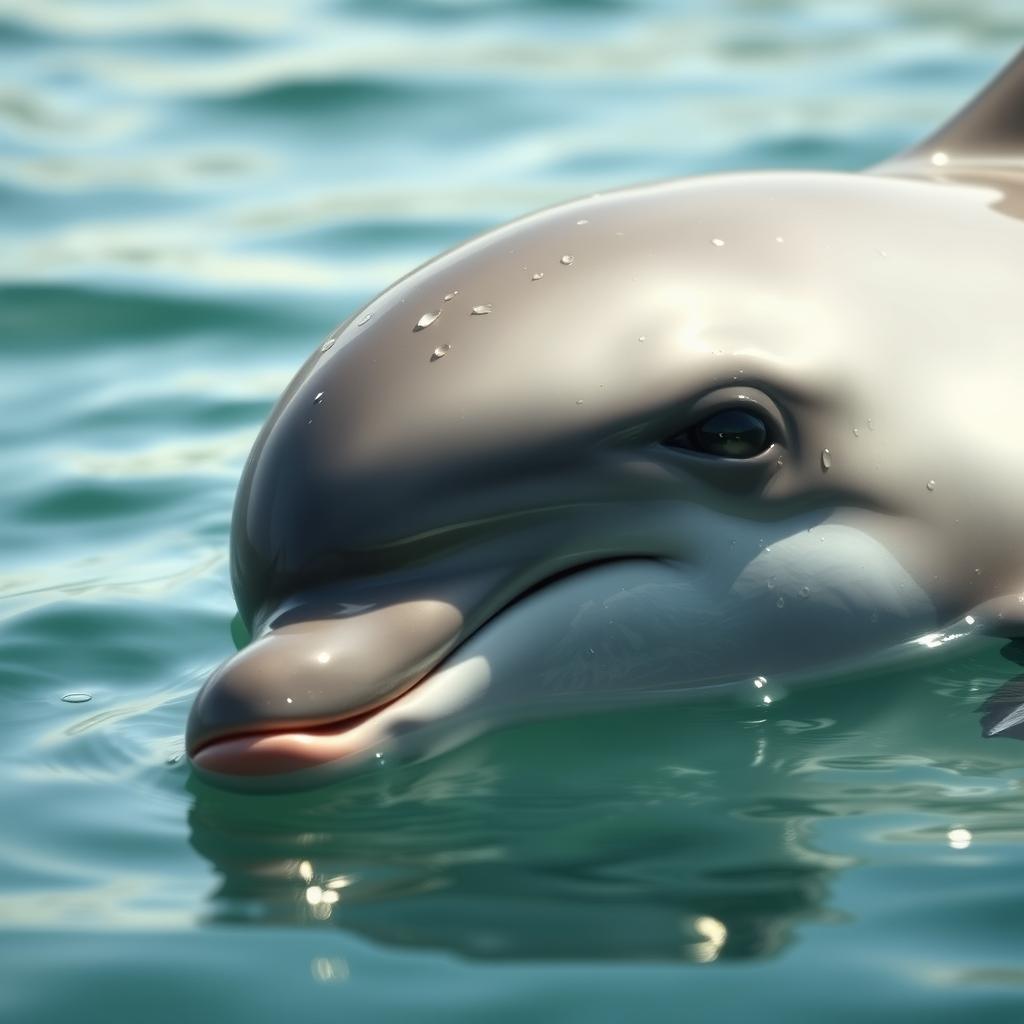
[188,48,1024,784]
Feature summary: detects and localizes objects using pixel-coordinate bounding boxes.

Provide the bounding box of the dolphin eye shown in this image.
[666,408,771,459]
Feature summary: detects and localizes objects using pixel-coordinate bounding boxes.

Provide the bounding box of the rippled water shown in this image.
[4,2,1024,1021]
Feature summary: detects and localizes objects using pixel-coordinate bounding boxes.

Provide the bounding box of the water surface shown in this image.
[3,2,1024,1020]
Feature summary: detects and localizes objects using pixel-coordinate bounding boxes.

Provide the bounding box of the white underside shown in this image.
[328,522,941,767]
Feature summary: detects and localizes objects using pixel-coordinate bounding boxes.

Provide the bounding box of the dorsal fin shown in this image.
[875,46,1024,175]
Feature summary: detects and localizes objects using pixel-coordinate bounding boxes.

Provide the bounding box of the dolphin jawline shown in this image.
[187,555,659,776]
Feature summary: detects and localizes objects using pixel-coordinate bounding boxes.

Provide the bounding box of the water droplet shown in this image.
[313,392,324,405]
[61,693,91,704]
[776,596,785,608]
[575,399,584,406]
[876,248,888,258]
[576,219,589,225]
[471,304,492,315]
[431,344,451,361]
[166,753,183,765]
[638,335,646,343]
[560,254,575,266]
[711,238,725,247]
[931,151,949,167]
[799,586,810,599]
[974,567,982,575]
[320,337,335,353]
[775,236,784,244]
[762,695,773,706]
[867,418,874,430]
[531,272,543,281]
[414,310,441,331]
[852,427,860,437]
[926,479,936,491]
[776,455,784,467]
[767,577,775,589]
[821,448,832,471]
[356,312,373,326]
[753,676,766,689]
[444,291,458,302]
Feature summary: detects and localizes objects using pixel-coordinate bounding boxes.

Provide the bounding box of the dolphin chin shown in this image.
[190,48,1024,786]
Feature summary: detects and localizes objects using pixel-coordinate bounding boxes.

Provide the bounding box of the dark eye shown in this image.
[667,408,771,459]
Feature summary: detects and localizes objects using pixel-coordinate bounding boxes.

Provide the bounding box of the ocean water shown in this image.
[3,2,1024,1020]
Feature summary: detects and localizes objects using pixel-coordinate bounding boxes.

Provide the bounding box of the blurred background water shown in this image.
[3,2,1024,1021]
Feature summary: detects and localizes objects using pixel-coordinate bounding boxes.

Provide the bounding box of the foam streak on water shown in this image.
[1,3,1023,1021]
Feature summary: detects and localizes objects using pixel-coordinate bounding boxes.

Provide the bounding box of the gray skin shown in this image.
[187,48,1024,783]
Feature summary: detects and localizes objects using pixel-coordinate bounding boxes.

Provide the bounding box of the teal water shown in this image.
[4,2,1024,1021]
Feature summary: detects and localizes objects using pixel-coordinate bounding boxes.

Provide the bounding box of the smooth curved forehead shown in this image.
[293,171,1018,467]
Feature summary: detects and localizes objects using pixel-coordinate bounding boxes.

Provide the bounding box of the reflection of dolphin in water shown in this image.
[189,50,1024,784]
[187,662,1024,962]
[189,697,848,962]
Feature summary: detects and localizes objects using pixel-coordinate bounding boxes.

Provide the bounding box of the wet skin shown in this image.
[188,50,1024,785]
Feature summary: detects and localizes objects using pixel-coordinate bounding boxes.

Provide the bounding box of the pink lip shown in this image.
[190,686,408,776]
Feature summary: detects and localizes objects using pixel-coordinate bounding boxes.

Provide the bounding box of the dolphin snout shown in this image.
[185,598,464,767]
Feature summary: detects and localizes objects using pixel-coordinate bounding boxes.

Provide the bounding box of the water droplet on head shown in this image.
[431,344,451,361]
[320,337,335,353]
[776,455,784,467]
[414,310,441,331]
[313,392,324,405]
[444,291,458,302]
[575,399,584,406]
[775,236,784,244]
[471,304,492,315]
[852,427,860,437]
[753,676,766,689]
[926,479,936,491]
[62,693,92,704]
[799,586,810,599]
[638,335,646,343]
[776,596,785,608]
[531,272,544,281]
[867,418,874,430]
[576,219,589,225]
[356,312,373,327]
[931,151,949,167]
[767,577,775,589]
[559,255,574,266]
[711,238,725,247]
[821,448,832,471]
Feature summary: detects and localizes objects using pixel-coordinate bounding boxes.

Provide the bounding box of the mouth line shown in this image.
[189,554,661,773]
[188,664,425,766]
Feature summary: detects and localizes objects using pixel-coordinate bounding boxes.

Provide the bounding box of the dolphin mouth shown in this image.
[188,685,415,777]
[188,556,656,778]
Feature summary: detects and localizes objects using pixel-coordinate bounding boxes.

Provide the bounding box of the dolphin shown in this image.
[187,48,1024,784]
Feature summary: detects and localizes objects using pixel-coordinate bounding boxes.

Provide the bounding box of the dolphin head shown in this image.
[187,52,1024,784]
